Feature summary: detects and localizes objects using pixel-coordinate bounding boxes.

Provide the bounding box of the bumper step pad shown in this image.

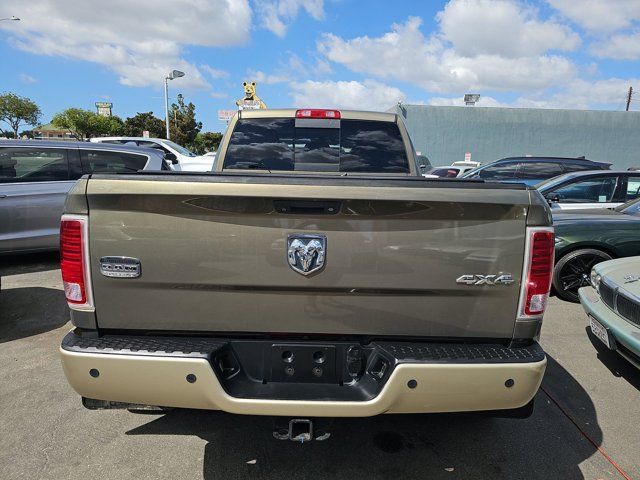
[62,332,226,358]
[378,342,544,364]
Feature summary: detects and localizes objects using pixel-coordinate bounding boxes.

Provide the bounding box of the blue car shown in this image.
[462,156,611,186]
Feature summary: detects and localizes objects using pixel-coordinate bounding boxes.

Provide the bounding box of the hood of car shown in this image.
[595,257,640,298]
[552,208,626,223]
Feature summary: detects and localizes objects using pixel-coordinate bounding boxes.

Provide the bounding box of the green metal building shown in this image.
[396,104,640,170]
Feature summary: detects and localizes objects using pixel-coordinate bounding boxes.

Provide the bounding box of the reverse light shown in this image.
[518,227,554,317]
[295,109,341,119]
[60,215,93,309]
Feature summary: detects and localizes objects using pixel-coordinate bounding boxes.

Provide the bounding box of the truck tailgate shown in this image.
[86,175,530,339]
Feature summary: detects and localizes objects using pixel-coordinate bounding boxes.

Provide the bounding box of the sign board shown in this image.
[142,130,150,138]
[239,100,262,110]
[95,102,113,117]
[218,110,236,122]
[464,152,471,161]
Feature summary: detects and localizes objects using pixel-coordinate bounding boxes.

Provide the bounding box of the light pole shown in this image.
[0,16,20,21]
[164,69,185,140]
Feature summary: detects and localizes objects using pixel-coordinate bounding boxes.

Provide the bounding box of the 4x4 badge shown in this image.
[287,234,326,276]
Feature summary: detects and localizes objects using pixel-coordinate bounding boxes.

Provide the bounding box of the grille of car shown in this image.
[599,281,616,310]
[616,293,640,328]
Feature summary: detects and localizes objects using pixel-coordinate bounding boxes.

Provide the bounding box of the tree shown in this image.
[193,132,223,154]
[0,92,41,138]
[52,108,124,140]
[124,112,166,138]
[19,129,34,139]
[169,94,202,148]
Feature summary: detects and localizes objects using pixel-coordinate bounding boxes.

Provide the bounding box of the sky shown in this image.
[1,0,640,132]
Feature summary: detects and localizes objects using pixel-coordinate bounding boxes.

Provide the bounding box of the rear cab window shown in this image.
[223,117,410,174]
[0,147,69,183]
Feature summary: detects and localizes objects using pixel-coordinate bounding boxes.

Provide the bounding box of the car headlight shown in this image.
[590,269,601,293]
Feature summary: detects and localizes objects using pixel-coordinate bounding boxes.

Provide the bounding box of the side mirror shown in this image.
[165,152,178,164]
[545,193,560,203]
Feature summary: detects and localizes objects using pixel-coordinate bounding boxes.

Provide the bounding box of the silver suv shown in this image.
[0,140,168,254]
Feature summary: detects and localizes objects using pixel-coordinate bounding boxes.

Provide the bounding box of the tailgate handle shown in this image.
[273,200,341,215]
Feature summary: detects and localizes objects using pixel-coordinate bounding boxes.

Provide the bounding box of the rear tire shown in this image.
[553,248,612,302]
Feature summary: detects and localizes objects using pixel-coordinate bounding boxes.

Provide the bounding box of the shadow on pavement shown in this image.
[0,252,60,277]
[585,327,640,390]
[127,354,602,480]
[0,286,68,343]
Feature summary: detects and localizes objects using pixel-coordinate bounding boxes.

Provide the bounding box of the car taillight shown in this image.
[60,215,93,309]
[518,227,554,317]
[295,109,341,119]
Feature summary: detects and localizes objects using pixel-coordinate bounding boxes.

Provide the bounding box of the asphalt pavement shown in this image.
[0,253,638,480]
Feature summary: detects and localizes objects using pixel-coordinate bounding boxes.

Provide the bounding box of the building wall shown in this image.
[398,104,640,170]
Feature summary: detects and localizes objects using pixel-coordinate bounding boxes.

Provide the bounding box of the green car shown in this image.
[579,257,640,369]
[553,198,640,302]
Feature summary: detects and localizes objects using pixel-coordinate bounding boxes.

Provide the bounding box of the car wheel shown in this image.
[553,249,612,302]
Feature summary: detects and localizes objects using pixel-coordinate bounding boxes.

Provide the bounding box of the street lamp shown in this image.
[0,16,20,21]
[164,69,185,140]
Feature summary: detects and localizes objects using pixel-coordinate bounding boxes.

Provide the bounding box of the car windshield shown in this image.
[162,140,197,157]
[460,166,482,177]
[617,198,640,215]
[534,174,572,190]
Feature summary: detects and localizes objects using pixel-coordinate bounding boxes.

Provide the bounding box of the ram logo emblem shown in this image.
[99,256,141,278]
[287,234,326,276]
[456,274,514,286]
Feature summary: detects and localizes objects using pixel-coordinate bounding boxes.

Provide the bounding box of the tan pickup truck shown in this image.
[59,109,553,441]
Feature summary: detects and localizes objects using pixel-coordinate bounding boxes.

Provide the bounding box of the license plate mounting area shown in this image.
[269,344,337,383]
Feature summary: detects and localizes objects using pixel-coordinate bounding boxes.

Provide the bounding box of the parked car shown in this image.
[536,170,640,210]
[0,140,168,255]
[552,198,640,302]
[59,108,552,436]
[462,156,611,185]
[580,256,640,369]
[91,137,214,171]
[424,165,477,178]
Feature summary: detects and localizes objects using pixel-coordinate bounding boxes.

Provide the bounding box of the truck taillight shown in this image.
[295,109,341,119]
[518,227,554,317]
[60,215,93,309]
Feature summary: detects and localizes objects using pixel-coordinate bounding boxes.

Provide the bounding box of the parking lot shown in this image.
[1,253,638,480]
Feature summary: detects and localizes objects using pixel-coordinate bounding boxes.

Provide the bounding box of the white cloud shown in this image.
[439,0,580,58]
[247,70,289,85]
[290,79,405,110]
[19,73,37,84]
[516,78,639,110]
[426,78,637,110]
[256,0,324,37]
[247,53,331,85]
[210,91,229,99]
[591,32,640,60]
[1,0,251,88]
[547,0,640,33]
[318,16,576,94]
[201,65,230,79]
